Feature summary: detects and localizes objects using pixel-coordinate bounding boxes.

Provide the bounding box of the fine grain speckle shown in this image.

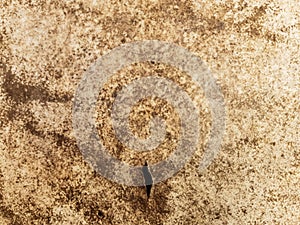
[0,0,299,224]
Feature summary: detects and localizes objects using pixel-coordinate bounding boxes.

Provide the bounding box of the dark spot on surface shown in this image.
[51,132,75,147]
[239,137,259,147]
[25,120,44,137]
[83,206,103,222]
[97,210,104,217]
[242,137,249,144]
[241,208,247,214]
[112,90,118,98]
[214,211,221,219]
[80,199,105,222]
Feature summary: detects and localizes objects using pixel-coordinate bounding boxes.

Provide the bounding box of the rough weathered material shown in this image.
[1,0,299,224]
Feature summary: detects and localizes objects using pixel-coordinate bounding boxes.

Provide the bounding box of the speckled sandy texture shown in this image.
[1,0,299,224]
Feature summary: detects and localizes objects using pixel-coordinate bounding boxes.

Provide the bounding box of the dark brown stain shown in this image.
[24,118,77,151]
[236,3,268,35]
[1,63,72,126]
[0,206,23,225]
[149,0,226,37]
[2,64,72,105]
[57,0,226,48]
[24,120,43,137]
[234,3,280,42]
[147,184,171,224]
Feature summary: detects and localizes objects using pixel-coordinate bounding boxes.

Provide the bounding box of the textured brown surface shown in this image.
[1,0,299,224]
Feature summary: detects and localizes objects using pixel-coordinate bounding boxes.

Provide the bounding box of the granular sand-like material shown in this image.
[1,0,299,224]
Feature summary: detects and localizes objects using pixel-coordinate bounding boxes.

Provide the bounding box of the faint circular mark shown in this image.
[72,40,226,186]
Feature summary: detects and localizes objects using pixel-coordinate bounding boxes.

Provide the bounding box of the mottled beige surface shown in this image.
[1,0,299,224]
